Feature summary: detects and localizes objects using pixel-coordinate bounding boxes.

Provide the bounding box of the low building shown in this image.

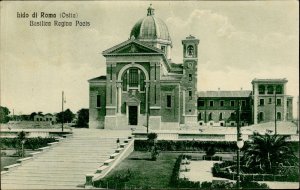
[198,90,252,127]
[33,113,56,123]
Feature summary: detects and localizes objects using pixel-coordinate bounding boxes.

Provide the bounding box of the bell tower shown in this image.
[181,35,200,125]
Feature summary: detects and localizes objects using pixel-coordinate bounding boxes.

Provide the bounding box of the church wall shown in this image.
[89,83,106,129]
[160,84,180,123]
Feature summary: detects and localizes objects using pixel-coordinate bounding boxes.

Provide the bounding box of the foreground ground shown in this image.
[99,151,182,189]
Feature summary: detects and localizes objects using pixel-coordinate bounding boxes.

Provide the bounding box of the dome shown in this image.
[130,6,171,43]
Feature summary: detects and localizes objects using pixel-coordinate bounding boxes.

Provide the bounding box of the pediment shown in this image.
[102,39,163,55]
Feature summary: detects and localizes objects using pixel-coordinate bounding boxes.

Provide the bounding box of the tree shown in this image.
[16,131,26,157]
[242,132,298,174]
[29,112,37,121]
[76,109,89,128]
[147,133,159,161]
[0,106,10,123]
[56,109,75,123]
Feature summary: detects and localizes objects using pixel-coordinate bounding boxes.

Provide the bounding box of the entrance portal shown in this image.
[129,106,138,125]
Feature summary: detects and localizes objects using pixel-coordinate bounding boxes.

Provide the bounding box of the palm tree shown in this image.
[242,132,297,174]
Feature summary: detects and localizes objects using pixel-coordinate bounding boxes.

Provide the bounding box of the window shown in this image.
[140,72,145,91]
[96,95,101,107]
[259,99,264,106]
[230,100,235,107]
[187,45,194,56]
[241,100,246,107]
[198,100,205,107]
[208,113,213,121]
[230,113,235,120]
[189,91,192,100]
[258,85,265,94]
[268,98,272,104]
[189,74,192,81]
[219,113,223,120]
[122,68,146,91]
[276,98,281,106]
[267,85,274,94]
[276,85,283,94]
[220,100,224,107]
[198,113,202,120]
[258,112,264,122]
[161,46,166,53]
[277,112,281,120]
[167,95,172,108]
[129,68,138,87]
[209,100,214,107]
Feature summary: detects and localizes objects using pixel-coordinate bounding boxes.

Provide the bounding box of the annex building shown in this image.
[88,6,293,129]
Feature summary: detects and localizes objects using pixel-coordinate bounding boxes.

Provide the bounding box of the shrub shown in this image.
[0,137,57,150]
[134,140,238,152]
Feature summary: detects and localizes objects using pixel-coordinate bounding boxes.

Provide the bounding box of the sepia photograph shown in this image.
[0,1,299,189]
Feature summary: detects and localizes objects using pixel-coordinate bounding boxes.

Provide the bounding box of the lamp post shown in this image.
[236,100,244,189]
[21,139,26,157]
[274,91,277,135]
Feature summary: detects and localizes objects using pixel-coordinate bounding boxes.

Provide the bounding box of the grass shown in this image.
[97,151,182,189]
[1,157,19,171]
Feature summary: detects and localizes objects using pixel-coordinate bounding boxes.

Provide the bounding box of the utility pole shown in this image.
[236,100,241,189]
[62,91,64,132]
[275,92,277,135]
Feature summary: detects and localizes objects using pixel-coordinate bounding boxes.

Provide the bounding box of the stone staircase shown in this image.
[1,128,131,189]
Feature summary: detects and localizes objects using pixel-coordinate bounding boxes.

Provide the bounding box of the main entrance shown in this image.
[128,106,138,125]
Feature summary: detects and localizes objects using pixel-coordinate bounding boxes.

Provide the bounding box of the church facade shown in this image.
[89,6,199,129]
[88,6,293,129]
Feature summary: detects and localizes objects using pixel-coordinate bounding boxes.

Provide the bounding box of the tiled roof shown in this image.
[198,90,252,98]
[88,75,107,82]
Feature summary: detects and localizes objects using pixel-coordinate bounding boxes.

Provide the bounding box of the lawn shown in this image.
[96,151,183,189]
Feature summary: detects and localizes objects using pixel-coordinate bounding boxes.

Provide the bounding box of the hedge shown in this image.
[170,155,269,189]
[0,137,57,150]
[212,161,299,182]
[134,140,238,152]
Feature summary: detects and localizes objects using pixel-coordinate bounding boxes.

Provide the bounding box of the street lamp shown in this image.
[21,139,26,157]
[236,138,244,189]
[236,100,244,189]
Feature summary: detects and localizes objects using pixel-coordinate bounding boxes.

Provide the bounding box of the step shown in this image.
[17,157,33,164]
[115,147,124,153]
[4,163,21,171]
[110,152,120,159]
[96,165,109,173]
[103,159,114,166]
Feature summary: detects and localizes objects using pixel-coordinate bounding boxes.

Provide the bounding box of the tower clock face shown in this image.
[188,62,193,68]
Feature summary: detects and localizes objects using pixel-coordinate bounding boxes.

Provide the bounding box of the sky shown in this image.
[0,1,299,117]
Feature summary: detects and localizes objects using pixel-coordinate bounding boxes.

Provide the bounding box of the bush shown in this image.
[134,140,238,152]
[95,169,133,189]
[0,137,57,150]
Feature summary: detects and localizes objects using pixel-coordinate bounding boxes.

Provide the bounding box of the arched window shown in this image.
[187,45,194,56]
[122,68,146,92]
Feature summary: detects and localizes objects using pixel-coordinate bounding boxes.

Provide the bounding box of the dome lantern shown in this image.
[147,4,155,16]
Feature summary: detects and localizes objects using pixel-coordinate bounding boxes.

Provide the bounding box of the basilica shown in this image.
[88,6,293,129]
